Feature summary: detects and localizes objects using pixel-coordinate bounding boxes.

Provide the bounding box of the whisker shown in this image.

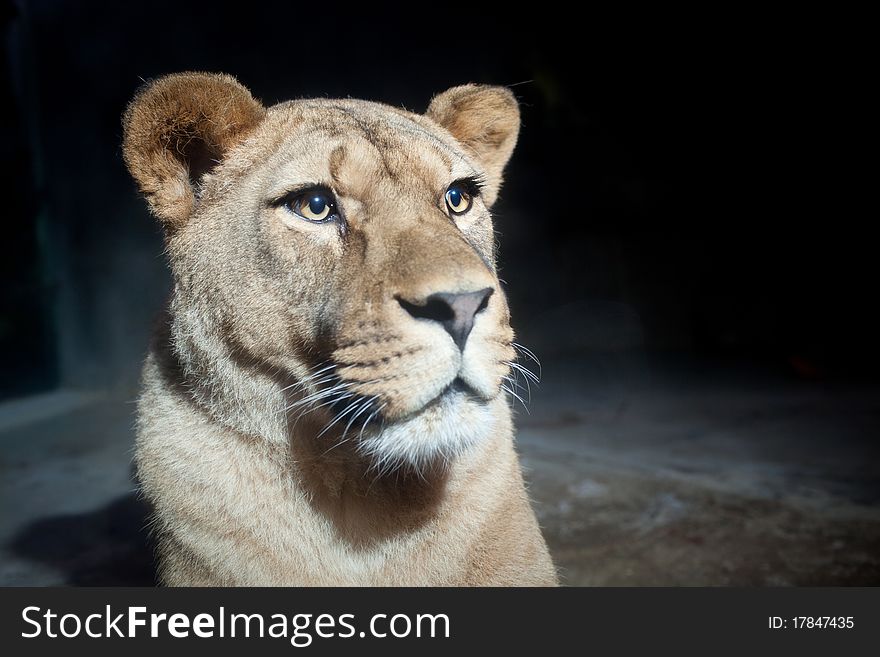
[509,360,540,385]
[509,362,531,402]
[286,383,349,411]
[316,397,366,439]
[278,363,337,393]
[501,383,530,414]
[512,342,542,378]
[358,404,385,443]
[503,373,527,394]
[339,396,378,442]
[305,391,356,415]
[321,399,373,457]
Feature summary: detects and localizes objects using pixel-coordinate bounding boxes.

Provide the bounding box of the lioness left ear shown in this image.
[122,72,266,230]
[426,84,520,206]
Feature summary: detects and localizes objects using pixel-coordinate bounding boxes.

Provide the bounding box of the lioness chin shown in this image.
[123,72,557,586]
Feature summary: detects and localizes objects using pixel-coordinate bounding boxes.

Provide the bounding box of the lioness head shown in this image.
[124,72,524,470]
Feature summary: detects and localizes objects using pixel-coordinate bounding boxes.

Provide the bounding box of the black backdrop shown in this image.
[3,1,874,397]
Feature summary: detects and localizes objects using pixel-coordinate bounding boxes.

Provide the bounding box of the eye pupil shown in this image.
[283,189,337,222]
[445,185,472,215]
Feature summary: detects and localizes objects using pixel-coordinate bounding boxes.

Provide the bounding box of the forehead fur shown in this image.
[218,99,483,204]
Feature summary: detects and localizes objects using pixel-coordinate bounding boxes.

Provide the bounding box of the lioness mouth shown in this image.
[418,376,481,413]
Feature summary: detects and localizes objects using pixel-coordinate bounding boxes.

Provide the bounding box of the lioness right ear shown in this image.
[122,72,265,229]
[426,84,520,206]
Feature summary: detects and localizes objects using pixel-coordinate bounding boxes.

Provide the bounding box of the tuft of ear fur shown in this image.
[426,84,520,205]
[122,72,265,229]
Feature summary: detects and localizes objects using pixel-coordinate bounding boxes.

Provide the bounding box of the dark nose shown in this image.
[398,287,494,350]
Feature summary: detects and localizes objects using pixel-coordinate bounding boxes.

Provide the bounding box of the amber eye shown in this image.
[445,185,473,215]
[285,190,338,222]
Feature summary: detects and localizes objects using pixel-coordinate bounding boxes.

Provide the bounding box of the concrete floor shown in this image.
[2,356,879,586]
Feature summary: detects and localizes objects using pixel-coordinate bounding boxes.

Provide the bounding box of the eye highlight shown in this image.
[282,188,340,223]
[445,184,474,216]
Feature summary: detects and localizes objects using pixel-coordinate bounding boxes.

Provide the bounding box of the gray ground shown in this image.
[1,356,878,586]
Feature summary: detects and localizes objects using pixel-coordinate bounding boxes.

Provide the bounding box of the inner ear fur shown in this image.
[122,72,265,228]
[426,84,520,206]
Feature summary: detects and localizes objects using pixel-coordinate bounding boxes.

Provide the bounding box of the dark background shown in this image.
[4,0,875,398]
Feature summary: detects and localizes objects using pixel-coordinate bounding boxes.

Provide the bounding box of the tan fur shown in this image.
[123,72,557,586]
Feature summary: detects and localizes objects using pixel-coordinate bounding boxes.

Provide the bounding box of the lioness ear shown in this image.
[426,84,520,205]
[122,72,265,229]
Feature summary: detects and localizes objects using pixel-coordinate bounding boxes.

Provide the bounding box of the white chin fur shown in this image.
[357,391,498,473]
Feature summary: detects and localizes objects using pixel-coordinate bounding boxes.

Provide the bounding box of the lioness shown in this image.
[123,72,557,586]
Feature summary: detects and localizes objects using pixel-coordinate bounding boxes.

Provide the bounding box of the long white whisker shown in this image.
[509,360,540,384]
[501,383,530,414]
[287,383,349,411]
[358,404,384,443]
[510,362,532,402]
[512,342,542,378]
[321,398,381,457]
[316,397,366,439]
[503,373,526,395]
[278,364,337,393]
[340,397,377,442]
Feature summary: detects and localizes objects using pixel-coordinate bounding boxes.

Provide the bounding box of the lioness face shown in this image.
[124,74,521,469]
